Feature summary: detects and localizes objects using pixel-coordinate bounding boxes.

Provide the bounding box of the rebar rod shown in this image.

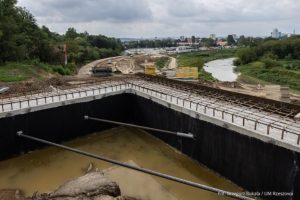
[17,131,254,200]
[84,116,195,139]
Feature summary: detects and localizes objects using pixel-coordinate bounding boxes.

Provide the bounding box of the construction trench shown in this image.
[0,74,300,200]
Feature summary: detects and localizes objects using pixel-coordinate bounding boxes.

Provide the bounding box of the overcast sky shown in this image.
[17,0,299,38]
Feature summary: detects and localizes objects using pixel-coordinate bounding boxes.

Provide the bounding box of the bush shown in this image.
[261,58,278,68]
[237,48,257,64]
[233,58,241,66]
[200,54,210,57]
[263,52,278,60]
[155,57,170,69]
[65,63,77,73]
[51,65,71,75]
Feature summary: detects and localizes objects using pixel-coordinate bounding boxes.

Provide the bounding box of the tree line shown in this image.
[235,37,300,65]
[0,0,123,65]
[123,39,177,49]
[122,35,264,49]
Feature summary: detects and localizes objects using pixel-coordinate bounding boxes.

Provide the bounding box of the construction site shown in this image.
[1,53,299,107]
[2,0,300,199]
[0,51,299,200]
[0,69,299,199]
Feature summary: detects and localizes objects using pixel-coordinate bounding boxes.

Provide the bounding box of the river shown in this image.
[0,127,242,199]
[204,58,238,82]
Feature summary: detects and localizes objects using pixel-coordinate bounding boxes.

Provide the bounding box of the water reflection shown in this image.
[204,58,238,82]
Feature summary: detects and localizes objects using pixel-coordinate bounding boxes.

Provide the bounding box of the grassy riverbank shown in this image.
[235,59,300,91]
[175,49,237,81]
[234,37,300,91]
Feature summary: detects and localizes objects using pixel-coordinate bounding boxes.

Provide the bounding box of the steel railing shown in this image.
[129,82,300,146]
[0,82,130,112]
[1,80,299,146]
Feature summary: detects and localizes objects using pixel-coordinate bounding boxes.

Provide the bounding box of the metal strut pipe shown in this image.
[84,116,195,139]
[16,131,253,200]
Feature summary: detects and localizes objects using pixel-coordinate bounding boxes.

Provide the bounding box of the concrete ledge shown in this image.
[0,90,126,119]
[1,85,299,154]
[132,90,300,154]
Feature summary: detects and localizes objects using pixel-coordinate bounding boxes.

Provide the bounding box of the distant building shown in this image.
[287,29,297,37]
[216,40,227,47]
[271,28,282,38]
[177,37,199,46]
[209,34,216,40]
[232,34,238,40]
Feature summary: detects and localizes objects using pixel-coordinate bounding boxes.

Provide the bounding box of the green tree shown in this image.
[65,27,78,39]
[191,35,196,43]
[0,0,18,62]
[201,38,215,47]
[0,0,123,66]
[237,35,245,46]
[237,48,257,64]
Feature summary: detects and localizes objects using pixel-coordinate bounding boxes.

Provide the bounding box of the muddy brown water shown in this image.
[0,127,243,199]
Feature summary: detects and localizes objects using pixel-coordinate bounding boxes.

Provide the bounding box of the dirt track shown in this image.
[168,57,177,69]
[77,56,123,78]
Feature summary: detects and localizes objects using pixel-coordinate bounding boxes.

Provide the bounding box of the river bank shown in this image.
[235,60,300,91]
[175,49,237,81]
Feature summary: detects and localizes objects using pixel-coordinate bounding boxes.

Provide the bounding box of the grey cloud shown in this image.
[166,0,205,18]
[164,0,300,22]
[17,0,300,37]
[19,0,152,23]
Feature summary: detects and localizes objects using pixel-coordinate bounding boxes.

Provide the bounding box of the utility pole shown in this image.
[63,44,68,66]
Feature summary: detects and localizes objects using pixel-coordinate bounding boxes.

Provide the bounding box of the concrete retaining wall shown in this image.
[131,94,300,200]
[0,94,133,159]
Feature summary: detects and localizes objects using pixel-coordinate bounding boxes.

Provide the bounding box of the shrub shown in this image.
[263,52,278,60]
[237,48,257,64]
[261,58,278,68]
[233,58,241,66]
[65,63,77,73]
[200,54,210,57]
[51,66,72,75]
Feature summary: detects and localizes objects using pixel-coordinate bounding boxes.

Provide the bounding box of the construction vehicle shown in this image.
[91,67,113,77]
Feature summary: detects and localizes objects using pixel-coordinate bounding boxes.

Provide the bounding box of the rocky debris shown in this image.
[81,162,96,174]
[0,77,69,97]
[0,86,9,94]
[0,189,26,200]
[50,172,120,198]
[115,197,140,200]
[27,172,140,200]
[218,81,242,88]
[295,112,300,121]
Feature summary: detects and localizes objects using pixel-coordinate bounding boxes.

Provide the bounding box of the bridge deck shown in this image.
[1,76,299,151]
